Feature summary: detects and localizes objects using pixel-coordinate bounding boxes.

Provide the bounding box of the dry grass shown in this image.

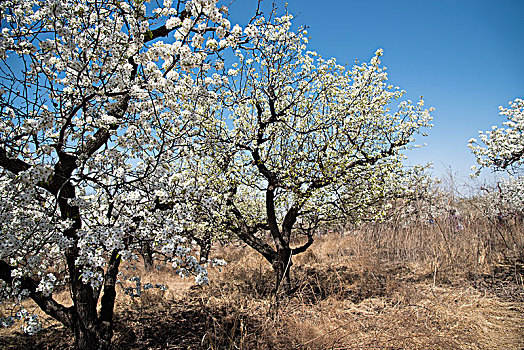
[196,234,523,350]
[1,222,523,349]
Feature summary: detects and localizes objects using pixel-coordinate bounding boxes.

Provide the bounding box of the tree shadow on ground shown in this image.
[0,323,72,349]
[112,300,209,349]
[0,297,272,350]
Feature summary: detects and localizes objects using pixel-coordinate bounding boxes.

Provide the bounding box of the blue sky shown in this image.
[227,0,524,183]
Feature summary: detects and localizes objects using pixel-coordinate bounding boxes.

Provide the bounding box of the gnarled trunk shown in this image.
[0,253,118,350]
[66,248,120,349]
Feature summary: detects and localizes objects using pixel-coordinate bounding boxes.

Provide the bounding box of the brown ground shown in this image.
[1,232,523,349]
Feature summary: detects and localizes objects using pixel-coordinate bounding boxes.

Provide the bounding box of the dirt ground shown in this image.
[1,234,523,349]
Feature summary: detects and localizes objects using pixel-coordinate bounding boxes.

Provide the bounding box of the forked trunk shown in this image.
[66,248,120,349]
[68,281,113,350]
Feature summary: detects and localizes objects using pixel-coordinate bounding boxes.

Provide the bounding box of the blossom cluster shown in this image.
[469,98,524,214]
[0,308,42,335]
[193,12,433,233]
[0,1,432,339]
[0,0,246,335]
[118,275,168,298]
[469,98,524,174]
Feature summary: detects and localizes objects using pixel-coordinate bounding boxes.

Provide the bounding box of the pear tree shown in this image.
[0,0,250,347]
[194,13,433,293]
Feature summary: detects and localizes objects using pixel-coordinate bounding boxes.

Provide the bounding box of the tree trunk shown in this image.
[197,237,212,265]
[141,243,154,271]
[272,247,292,294]
[66,280,113,350]
[72,316,110,350]
[65,247,119,350]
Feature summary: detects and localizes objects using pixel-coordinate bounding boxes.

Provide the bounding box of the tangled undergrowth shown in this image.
[1,230,523,350]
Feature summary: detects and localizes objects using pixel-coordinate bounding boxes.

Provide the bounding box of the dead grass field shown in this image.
[1,224,523,349]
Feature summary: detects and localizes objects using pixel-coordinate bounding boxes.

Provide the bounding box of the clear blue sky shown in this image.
[227,0,524,183]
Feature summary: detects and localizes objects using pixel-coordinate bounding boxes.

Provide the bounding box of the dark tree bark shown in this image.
[192,233,212,265]
[272,247,292,293]
[0,9,198,348]
[227,186,314,296]
[141,243,155,271]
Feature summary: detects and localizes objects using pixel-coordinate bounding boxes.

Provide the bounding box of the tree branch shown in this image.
[226,191,276,262]
[281,205,298,241]
[0,260,73,329]
[146,10,189,43]
[98,249,121,326]
[291,236,314,255]
[0,147,31,174]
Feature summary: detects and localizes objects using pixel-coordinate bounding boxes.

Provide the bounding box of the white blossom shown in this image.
[0,0,246,342]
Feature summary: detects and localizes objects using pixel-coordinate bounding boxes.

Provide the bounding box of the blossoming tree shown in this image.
[0,0,248,348]
[469,98,524,215]
[193,14,433,293]
[469,98,524,174]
